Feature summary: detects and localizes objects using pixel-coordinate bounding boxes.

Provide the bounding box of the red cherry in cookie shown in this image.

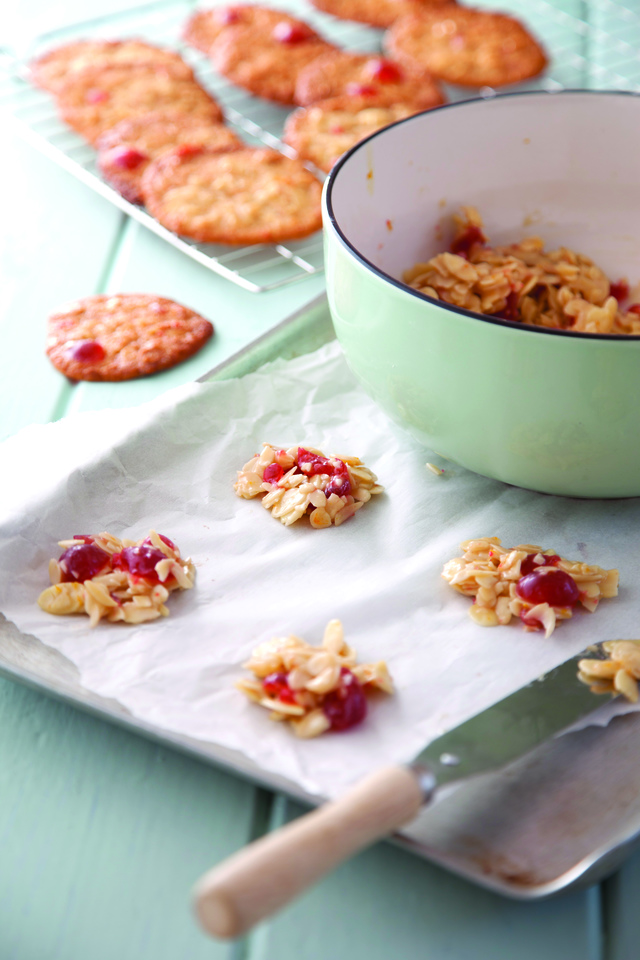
[58,542,112,582]
[272,21,313,43]
[345,82,378,97]
[107,146,148,170]
[86,88,109,103]
[113,544,170,585]
[263,672,298,704]
[322,668,367,731]
[66,340,106,363]
[364,58,403,83]
[516,569,579,608]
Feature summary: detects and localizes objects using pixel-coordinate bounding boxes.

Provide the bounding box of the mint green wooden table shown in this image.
[1,1,639,956]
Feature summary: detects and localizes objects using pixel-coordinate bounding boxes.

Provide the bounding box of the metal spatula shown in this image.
[194,643,617,938]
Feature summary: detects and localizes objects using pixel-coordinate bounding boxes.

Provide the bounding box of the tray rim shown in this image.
[2,293,640,900]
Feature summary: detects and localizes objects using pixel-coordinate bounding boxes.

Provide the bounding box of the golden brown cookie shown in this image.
[294,49,444,108]
[141,146,323,245]
[96,110,243,204]
[208,6,334,104]
[56,63,223,144]
[385,7,548,87]
[182,4,268,52]
[284,95,422,172]
[46,294,214,382]
[30,39,194,95]
[309,0,455,29]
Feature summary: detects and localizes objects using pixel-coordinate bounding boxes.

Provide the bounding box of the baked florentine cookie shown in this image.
[208,7,334,104]
[46,293,214,381]
[385,8,548,87]
[141,146,323,245]
[284,96,423,172]
[309,0,455,29]
[57,63,223,144]
[295,50,444,108]
[30,38,195,94]
[38,531,195,627]
[96,110,243,204]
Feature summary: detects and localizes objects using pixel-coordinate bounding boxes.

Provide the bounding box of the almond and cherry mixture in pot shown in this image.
[237,619,393,737]
[442,537,618,638]
[234,443,383,527]
[37,530,195,626]
[404,207,640,334]
[578,640,640,703]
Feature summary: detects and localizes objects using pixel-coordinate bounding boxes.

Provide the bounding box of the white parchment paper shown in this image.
[0,341,638,799]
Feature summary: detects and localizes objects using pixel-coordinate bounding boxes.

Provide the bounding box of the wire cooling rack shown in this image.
[0,0,638,293]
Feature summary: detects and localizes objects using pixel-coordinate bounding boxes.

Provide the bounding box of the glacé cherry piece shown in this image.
[216,7,240,23]
[520,552,560,576]
[610,280,629,302]
[516,569,579,608]
[109,146,148,170]
[86,89,109,104]
[451,224,486,258]
[496,289,520,321]
[628,304,640,316]
[263,463,284,483]
[322,668,367,731]
[58,542,112,582]
[272,21,312,43]
[66,340,106,363]
[365,58,402,83]
[113,544,168,584]
[345,82,377,97]
[324,470,351,498]
[263,672,298,704]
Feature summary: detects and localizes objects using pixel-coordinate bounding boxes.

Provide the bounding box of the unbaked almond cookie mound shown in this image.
[234,443,383,527]
[141,146,323,245]
[385,7,548,87]
[237,619,393,737]
[294,49,445,108]
[38,531,195,627]
[30,38,195,94]
[56,63,223,144]
[284,95,424,172]
[442,537,618,638]
[46,293,214,382]
[96,111,242,204]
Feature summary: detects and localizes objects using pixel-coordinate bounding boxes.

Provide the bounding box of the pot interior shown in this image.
[327,92,640,295]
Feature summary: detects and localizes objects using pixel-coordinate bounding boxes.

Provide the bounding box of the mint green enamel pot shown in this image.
[323,91,640,498]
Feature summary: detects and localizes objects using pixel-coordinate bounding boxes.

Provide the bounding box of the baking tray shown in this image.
[1,0,639,293]
[2,293,640,899]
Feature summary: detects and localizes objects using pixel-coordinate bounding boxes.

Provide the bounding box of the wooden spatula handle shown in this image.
[194,764,429,939]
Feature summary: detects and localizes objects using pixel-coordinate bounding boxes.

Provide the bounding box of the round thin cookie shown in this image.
[385,7,548,87]
[57,63,223,144]
[97,111,243,204]
[30,39,194,95]
[182,4,270,53]
[141,146,323,244]
[208,7,334,104]
[310,0,455,29]
[284,95,423,172]
[295,50,444,109]
[46,294,214,382]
